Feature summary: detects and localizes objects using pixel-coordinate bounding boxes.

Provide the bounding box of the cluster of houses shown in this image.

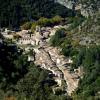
[34,47,63,86]
[0,25,68,47]
[16,26,58,46]
[33,46,74,87]
[16,30,35,45]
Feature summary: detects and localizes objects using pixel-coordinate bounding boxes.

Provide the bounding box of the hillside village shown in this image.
[0,25,85,95]
[0,0,100,99]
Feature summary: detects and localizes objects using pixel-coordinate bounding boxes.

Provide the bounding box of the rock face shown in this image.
[56,0,76,9]
[79,2,100,18]
[56,0,100,17]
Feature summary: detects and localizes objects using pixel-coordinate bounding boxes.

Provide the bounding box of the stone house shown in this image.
[54,77,62,86]
[16,30,36,45]
[28,56,35,62]
[17,37,35,45]
[55,70,63,79]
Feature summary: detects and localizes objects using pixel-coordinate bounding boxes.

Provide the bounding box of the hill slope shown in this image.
[0,0,73,28]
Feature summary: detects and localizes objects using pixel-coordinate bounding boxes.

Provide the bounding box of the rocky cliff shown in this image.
[56,0,76,9]
[56,0,100,17]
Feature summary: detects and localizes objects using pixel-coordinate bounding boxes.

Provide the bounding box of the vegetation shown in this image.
[50,28,100,99]
[79,13,100,34]
[0,41,70,100]
[50,28,66,47]
[20,22,32,30]
[50,28,78,57]
[0,41,29,91]
[0,0,100,99]
[37,16,63,27]
[66,16,85,31]
[31,22,38,32]
[0,0,73,28]
[20,16,63,32]
[72,46,100,100]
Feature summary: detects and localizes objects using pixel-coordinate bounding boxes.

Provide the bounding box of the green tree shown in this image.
[50,29,66,46]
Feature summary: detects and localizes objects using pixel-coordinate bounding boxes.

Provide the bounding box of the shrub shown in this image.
[37,17,51,27]
[21,16,64,32]
[37,16,63,27]
[20,22,32,30]
[51,16,63,24]
[31,22,38,33]
[50,29,66,47]
[72,39,80,47]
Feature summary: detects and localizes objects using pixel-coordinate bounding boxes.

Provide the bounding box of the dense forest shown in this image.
[0,0,74,28]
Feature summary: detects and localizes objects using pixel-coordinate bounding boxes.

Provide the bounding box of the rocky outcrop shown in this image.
[55,0,76,9]
[79,2,99,18]
[56,0,100,17]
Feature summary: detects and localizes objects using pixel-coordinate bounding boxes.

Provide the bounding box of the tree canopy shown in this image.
[0,0,73,28]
